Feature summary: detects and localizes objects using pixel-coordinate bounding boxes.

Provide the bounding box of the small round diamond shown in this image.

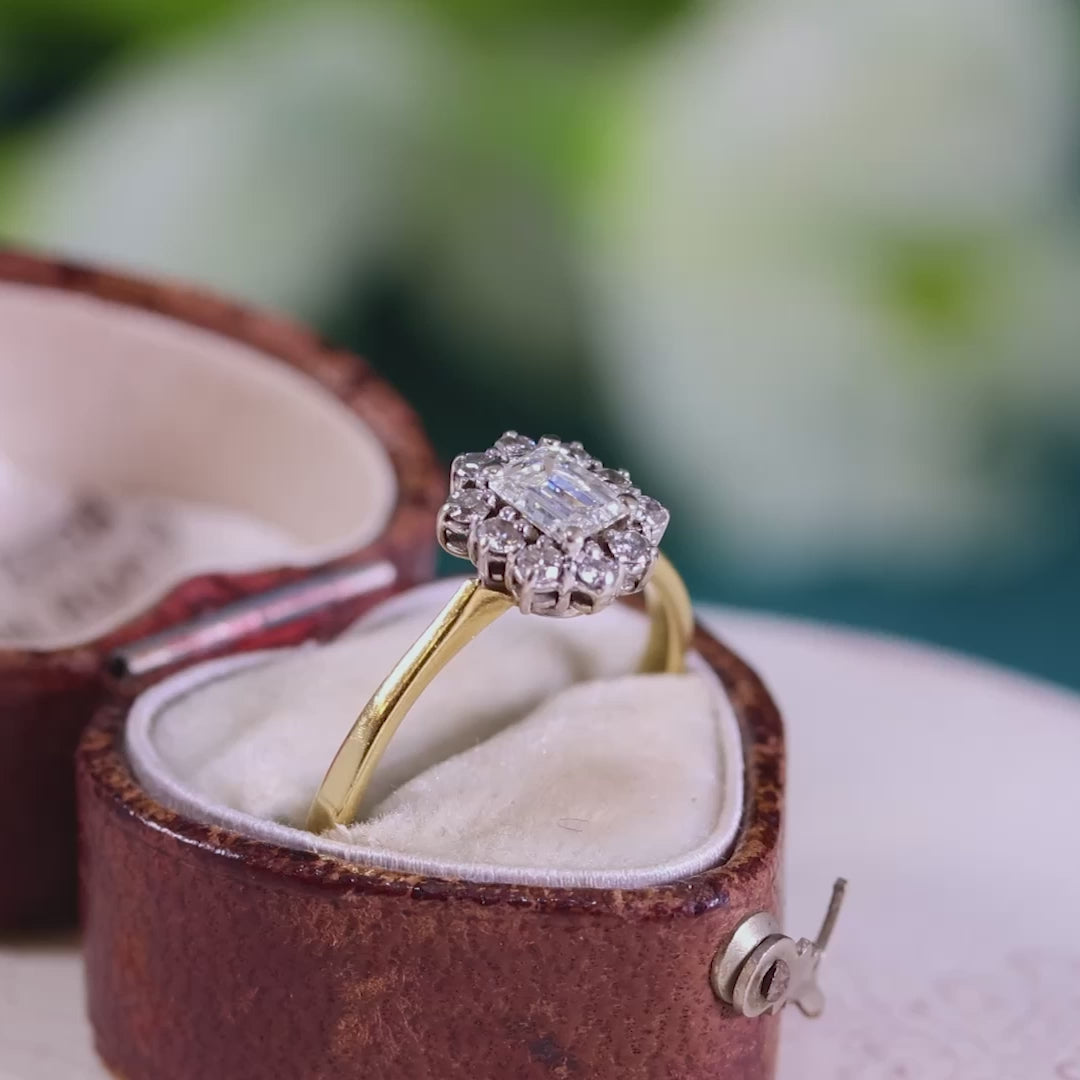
[494,431,536,459]
[445,489,493,525]
[475,516,526,554]
[631,496,671,544]
[452,451,500,489]
[604,528,655,590]
[596,468,633,491]
[575,543,618,595]
[510,541,563,590]
[564,441,596,467]
[606,529,651,563]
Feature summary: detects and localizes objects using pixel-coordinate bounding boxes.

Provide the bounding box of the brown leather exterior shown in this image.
[78,623,784,1080]
[0,248,443,930]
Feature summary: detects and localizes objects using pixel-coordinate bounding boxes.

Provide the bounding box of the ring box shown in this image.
[4,248,790,1077]
[0,248,442,929]
[77,580,785,1080]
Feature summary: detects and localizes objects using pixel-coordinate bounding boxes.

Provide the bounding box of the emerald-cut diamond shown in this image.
[489,446,625,543]
[438,432,668,616]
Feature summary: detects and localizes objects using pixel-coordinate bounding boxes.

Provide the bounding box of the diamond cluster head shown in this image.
[437,432,670,616]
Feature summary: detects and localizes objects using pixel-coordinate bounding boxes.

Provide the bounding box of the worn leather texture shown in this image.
[0,247,443,930]
[78,623,784,1080]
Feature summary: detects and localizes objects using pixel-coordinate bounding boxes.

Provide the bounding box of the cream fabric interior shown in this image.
[127,578,746,889]
[0,281,396,649]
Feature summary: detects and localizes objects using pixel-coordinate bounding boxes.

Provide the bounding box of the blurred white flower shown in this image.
[6,4,591,374]
[590,0,1080,577]
[6,3,449,318]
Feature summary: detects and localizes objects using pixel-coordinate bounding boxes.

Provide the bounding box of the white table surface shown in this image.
[3,607,1079,1079]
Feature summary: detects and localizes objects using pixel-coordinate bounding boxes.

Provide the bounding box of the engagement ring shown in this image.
[307,433,693,831]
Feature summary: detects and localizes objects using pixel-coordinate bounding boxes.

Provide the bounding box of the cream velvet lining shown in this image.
[127,579,746,889]
[0,281,396,649]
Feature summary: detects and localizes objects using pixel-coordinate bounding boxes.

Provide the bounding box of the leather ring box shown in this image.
[76,586,784,1080]
[0,248,442,929]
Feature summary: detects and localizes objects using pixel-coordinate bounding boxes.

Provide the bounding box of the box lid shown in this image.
[0,246,443,928]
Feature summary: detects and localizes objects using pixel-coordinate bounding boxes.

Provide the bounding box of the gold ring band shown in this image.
[306,552,692,832]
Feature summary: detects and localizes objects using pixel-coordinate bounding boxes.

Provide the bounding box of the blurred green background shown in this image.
[2,0,1078,686]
